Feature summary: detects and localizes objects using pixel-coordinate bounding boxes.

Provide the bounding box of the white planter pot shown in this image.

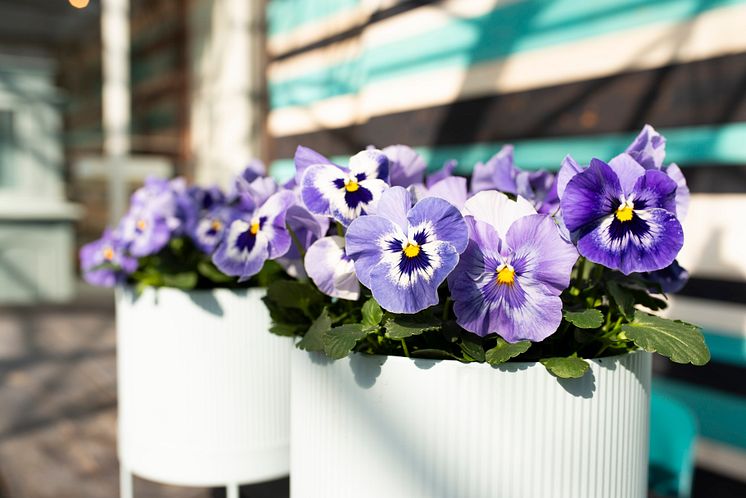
[291,350,651,498]
[116,287,291,496]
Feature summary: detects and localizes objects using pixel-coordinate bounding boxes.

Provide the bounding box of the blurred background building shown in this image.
[0,0,745,496]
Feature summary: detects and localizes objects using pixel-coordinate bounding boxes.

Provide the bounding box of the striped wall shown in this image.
[266,0,746,494]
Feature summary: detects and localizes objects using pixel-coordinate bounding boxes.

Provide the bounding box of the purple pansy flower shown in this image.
[426,159,457,188]
[471,145,559,213]
[79,229,137,287]
[190,205,237,254]
[412,176,468,211]
[561,154,684,275]
[644,260,690,294]
[301,148,390,226]
[212,190,295,281]
[346,187,468,314]
[384,145,426,187]
[448,191,578,342]
[119,207,172,257]
[305,236,360,300]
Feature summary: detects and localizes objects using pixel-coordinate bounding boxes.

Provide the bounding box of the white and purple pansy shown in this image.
[560,154,684,275]
[346,187,468,314]
[448,191,578,342]
[80,229,137,287]
[190,205,238,254]
[383,144,426,187]
[212,190,296,281]
[301,148,390,226]
[277,202,330,278]
[305,235,360,300]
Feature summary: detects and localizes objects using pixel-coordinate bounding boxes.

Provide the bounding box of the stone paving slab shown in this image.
[0,293,288,498]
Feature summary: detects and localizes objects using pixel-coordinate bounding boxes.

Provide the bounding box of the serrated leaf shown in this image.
[323,323,370,359]
[162,271,198,290]
[459,333,485,362]
[485,338,531,365]
[384,315,440,340]
[540,357,590,378]
[607,281,635,320]
[621,311,710,365]
[563,309,604,329]
[297,309,332,352]
[361,299,383,327]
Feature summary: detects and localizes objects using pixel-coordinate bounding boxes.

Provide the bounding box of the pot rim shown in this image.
[116,284,265,298]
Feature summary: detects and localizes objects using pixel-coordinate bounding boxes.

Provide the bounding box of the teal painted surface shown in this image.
[653,378,746,450]
[268,0,360,36]
[702,331,746,368]
[650,391,697,498]
[269,0,744,108]
[270,123,746,179]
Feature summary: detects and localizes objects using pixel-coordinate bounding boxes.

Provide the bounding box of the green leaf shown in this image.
[323,323,370,359]
[621,311,710,365]
[563,309,604,329]
[384,314,441,340]
[270,323,304,337]
[266,280,323,314]
[162,271,198,290]
[607,281,635,320]
[540,357,590,378]
[361,299,383,327]
[297,309,332,352]
[485,338,531,365]
[459,332,485,362]
[197,260,234,284]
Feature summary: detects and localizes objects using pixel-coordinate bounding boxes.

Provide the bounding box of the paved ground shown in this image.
[0,288,288,498]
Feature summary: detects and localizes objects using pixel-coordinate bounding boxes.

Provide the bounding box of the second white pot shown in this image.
[291,350,651,498]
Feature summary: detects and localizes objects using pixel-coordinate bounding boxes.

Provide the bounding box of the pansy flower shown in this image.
[471,145,559,213]
[412,176,468,211]
[301,148,389,226]
[190,205,236,254]
[277,202,330,278]
[560,154,684,275]
[643,259,690,294]
[80,229,137,287]
[212,190,295,281]
[346,187,468,314]
[448,191,578,342]
[119,207,172,257]
[305,236,360,300]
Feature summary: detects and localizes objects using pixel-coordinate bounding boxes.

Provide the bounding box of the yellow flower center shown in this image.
[345,180,360,192]
[496,265,515,286]
[210,219,223,231]
[403,242,420,258]
[102,247,114,261]
[615,203,634,222]
[250,222,260,235]
[136,219,147,231]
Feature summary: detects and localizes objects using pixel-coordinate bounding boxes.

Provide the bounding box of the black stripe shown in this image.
[693,466,746,497]
[679,277,746,306]
[271,52,746,161]
[653,356,746,399]
[270,1,439,62]
[685,165,746,193]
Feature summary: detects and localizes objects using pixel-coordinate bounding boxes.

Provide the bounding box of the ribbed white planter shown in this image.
[291,350,651,498]
[116,287,291,498]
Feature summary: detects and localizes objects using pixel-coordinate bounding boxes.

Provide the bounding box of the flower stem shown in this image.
[336,222,345,237]
[400,338,410,357]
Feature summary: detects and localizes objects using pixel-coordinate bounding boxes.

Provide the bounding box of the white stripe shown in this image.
[697,438,746,482]
[269,4,746,137]
[677,194,746,281]
[663,296,746,338]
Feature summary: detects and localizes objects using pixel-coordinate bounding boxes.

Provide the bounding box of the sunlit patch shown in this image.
[403,242,420,258]
[496,263,515,286]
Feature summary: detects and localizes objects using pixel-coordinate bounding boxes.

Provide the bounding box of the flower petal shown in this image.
[626,124,666,171]
[294,145,336,185]
[556,154,585,200]
[470,145,516,193]
[464,190,536,239]
[631,169,677,213]
[609,153,645,196]
[258,190,296,259]
[349,149,389,182]
[407,196,468,253]
[346,215,403,288]
[305,236,360,300]
[384,145,425,186]
[426,159,457,188]
[560,158,622,234]
[372,186,411,232]
[301,163,345,216]
[665,163,690,220]
[212,219,270,280]
[577,208,684,275]
[421,176,468,211]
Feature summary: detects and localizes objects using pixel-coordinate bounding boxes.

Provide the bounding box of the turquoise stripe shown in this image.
[270,123,746,179]
[269,0,744,109]
[268,0,360,37]
[653,378,746,450]
[703,331,746,368]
